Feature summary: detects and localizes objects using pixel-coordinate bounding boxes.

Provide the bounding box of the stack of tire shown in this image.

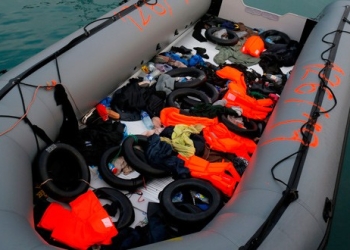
[100,135,224,233]
[164,67,219,110]
[98,134,169,191]
[36,143,136,231]
[164,67,261,139]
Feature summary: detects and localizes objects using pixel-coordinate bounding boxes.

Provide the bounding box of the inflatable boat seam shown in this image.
[293,199,327,233]
[1,133,32,160]
[234,187,285,196]
[202,229,241,248]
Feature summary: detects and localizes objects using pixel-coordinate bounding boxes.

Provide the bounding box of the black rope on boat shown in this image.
[142,0,158,5]
[83,0,154,36]
[0,79,56,153]
[54,53,62,83]
[83,17,115,37]
[16,83,42,152]
[241,5,350,250]
[270,149,304,189]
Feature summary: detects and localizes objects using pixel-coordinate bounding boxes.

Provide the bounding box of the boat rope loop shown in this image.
[241,5,350,250]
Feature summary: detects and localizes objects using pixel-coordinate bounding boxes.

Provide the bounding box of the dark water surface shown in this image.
[0,0,122,71]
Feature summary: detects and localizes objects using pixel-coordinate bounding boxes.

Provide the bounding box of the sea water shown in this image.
[0,0,123,71]
[0,0,348,249]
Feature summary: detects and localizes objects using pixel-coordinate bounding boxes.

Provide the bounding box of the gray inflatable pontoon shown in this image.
[1,0,350,249]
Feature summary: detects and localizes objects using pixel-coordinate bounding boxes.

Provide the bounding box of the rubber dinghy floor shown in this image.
[88,25,293,228]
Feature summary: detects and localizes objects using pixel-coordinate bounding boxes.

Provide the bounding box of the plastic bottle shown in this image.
[143,69,161,82]
[108,163,118,175]
[140,110,154,130]
[141,62,156,74]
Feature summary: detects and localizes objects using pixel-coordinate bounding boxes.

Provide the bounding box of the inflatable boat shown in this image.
[0,0,349,249]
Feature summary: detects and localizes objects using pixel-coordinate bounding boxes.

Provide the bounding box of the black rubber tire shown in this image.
[159,178,223,226]
[220,114,259,139]
[166,88,211,109]
[165,67,207,89]
[94,187,135,230]
[99,145,145,191]
[194,82,220,103]
[123,135,169,177]
[205,27,239,46]
[38,143,90,202]
[259,29,290,50]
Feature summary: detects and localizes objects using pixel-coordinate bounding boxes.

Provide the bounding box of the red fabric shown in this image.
[38,190,118,249]
[96,103,109,121]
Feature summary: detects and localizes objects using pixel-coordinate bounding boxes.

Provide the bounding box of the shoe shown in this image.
[81,107,101,125]
[171,46,192,54]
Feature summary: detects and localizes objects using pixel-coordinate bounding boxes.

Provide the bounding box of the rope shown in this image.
[39,178,53,187]
[0,85,41,136]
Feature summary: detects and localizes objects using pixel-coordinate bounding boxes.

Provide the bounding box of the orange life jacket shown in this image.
[160,107,219,127]
[38,190,118,249]
[216,66,273,120]
[160,106,255,160]
[203,123,256,160]
[241,35,265,57]
[178,154,241,197]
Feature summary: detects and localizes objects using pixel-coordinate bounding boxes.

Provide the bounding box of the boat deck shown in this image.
[86,21,294,228]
